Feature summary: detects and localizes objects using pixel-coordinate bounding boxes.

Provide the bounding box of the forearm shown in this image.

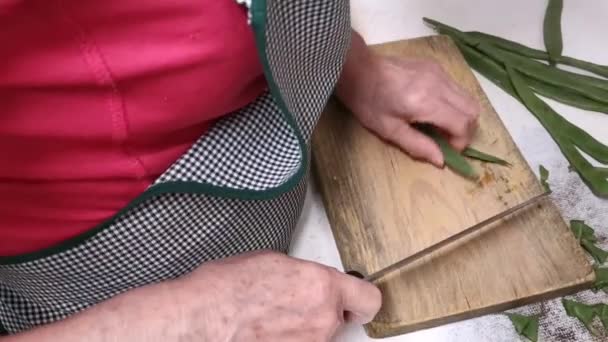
[2,281,184,342]
[335,30,377,109]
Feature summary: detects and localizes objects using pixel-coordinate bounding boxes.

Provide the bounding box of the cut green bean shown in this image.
[562,299,601,336]
[418,126,478,179]
[593,267,608,292]
[570,220,608,264]
[539,165,551,192]
[582,239,608,264]
[543,0,564,65]
[596,304,608,331]
[506,313,539,342]
[467,31,608,78]
[463,147,510,166]
[571,220,598,243]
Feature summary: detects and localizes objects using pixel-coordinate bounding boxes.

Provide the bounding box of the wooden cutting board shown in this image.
[311,35,595,338]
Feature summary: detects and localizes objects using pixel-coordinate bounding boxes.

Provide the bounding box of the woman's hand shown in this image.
[7,251,381,342]
[178,250,382,341]
[336,31,480,167]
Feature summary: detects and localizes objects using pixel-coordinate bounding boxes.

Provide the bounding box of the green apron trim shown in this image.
[0,321,7,336]
[251,0,309,175]
[0,0,313,265]
[250,0,308,192]
[0,178,301,264]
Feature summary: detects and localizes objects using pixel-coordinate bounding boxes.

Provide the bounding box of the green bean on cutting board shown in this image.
[417,126,478,179]
[463,147,510,166]
[543,0,564,65]
[466,31,608,78]
[416,125,509,180]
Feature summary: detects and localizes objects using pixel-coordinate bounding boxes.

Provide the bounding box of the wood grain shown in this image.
[311,35,594,338]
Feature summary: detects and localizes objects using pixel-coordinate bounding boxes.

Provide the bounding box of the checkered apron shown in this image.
[0,0,351,335]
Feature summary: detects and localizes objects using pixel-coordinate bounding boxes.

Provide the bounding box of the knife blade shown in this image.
[349,191,550,283]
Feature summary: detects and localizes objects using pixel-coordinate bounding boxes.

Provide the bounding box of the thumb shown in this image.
[384,121,444,167]
[335,272,382,324]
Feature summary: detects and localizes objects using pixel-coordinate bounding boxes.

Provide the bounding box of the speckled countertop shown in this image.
[289,1,608,341]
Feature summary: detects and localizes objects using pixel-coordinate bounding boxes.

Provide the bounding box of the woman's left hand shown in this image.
[336,31,480,167]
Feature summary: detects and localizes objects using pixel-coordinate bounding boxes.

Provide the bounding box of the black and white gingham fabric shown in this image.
[265,0,351,140]
[0,0,351,334]
[0,178,307,332]
[156,92,302,190]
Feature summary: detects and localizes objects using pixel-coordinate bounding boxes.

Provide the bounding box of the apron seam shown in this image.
[56,0,148,179]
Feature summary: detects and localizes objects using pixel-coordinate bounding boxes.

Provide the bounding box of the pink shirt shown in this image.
[0,0,267,255]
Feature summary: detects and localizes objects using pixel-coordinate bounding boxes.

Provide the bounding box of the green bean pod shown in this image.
[426,18,608,111]
[543,0,564,65]
[467,31,608,78]
[455,41,516,94]
[422,18,481,46]
[526,77,608,114]
[455,36,608,115]
[507,66,608,197]
[467,31,548,60]
[425,18,608,196]
[477,43,608,104]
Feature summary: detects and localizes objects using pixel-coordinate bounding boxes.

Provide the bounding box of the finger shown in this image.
[437,96,477,151]
[409,100,471,153]
[383,119,444,167]
[441,81,480,120]
[333,271,382,324]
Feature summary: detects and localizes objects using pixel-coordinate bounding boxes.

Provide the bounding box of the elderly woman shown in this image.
[0,0,478,340]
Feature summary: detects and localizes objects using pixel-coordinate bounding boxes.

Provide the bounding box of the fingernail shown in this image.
[433,155,444,167]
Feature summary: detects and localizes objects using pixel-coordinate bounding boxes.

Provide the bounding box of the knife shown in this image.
[347,191,550,283]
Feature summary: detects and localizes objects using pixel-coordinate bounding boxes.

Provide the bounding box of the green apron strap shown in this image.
[0,320,7,336]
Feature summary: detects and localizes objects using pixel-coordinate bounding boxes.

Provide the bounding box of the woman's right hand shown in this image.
[176,250,382,341]
[5,250,381,342]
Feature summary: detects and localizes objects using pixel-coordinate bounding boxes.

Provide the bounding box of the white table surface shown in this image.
[288,1,608,341]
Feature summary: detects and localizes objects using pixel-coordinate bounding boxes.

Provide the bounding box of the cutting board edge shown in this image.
[363,272,595,339]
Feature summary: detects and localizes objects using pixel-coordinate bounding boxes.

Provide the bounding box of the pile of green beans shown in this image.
[422,17,608,198]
